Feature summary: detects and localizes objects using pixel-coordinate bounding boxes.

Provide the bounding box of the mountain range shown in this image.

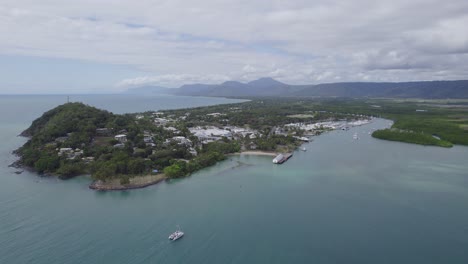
[124,77,468,99]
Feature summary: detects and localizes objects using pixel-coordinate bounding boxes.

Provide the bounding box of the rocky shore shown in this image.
[89,174,167,191]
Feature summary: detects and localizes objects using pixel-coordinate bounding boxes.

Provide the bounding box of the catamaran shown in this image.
[168,226,184,241]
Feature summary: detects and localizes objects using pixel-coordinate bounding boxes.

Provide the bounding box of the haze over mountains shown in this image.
[125,78,468,99]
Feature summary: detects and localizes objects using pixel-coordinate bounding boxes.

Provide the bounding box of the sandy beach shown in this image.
[229,151,278,157]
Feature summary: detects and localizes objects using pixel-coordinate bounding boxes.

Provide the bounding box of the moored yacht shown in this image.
[353,133,359,140]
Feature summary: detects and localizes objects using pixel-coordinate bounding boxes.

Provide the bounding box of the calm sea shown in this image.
[1,95,467,264]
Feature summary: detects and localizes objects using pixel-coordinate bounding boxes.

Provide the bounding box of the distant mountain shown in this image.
[292,81,468,98]
[124,85,174,95]
[174,83,216,96]
[173,77,291,97]
[125,78,468,99]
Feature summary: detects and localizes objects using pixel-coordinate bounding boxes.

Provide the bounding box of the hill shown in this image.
[172,77,291,97]
[13,102,242,184]
[130,78,468,98]
[15,103,132,178]
[20,102,116,140]
[292,80,468,98]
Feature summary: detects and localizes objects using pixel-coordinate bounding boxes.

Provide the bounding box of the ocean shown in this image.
[1,95,467,264]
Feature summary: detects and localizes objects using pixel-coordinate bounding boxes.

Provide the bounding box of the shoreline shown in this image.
[229,151,278,157]
[89,174,167,191]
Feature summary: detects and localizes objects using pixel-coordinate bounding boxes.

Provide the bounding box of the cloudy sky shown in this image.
[1,0,468,93]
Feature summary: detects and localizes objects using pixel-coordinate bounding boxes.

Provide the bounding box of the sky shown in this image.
[1,0,468,93]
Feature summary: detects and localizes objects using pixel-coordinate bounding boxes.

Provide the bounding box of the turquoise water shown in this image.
[1,95,468,263]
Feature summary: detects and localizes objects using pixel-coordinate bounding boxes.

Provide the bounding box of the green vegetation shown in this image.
[326,99,468,147]
[16,97,468,188]
[372,129,453,147]
[16,102,180,181]
[16,102,243,183]
[163,141,239,178]
[320,99,468,147]
[164,97,468,148]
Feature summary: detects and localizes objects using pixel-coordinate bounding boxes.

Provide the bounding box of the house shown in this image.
[82,157,95,163]
[188,147,198,156]
[249,143,258,150]
[58,148,73,156]
[55,136,68,143]
[207,112,224,117]
[115,134,127,143]
[164,127,181,134]
[171,136,192,146]
[58,148,83,160]
[154,118,169,126]
[96,128,113,136]
[143,135,153,143]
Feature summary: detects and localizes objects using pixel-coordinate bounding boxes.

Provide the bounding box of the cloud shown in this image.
[406,15,468,54]
[1,0,468,92]
[116,74,231,88]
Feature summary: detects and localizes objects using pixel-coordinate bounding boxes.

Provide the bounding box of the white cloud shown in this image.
[1,0,468,92]
[117,74,231,88]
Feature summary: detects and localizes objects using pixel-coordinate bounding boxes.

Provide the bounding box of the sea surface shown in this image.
[1,95,467,264]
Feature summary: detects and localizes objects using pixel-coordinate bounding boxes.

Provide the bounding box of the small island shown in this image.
[13,97,468,190]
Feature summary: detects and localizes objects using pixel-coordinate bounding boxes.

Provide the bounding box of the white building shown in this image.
[171,136,192,146]
[115,134,127,143]
[154,118,169,126]
[189,126,233,142]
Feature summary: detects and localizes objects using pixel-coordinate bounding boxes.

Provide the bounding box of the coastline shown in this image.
[89,174,167,191]
[229,151,278,157]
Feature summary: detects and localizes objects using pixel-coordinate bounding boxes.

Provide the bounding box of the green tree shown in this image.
[163,162,187,178]
[120,175,130,185]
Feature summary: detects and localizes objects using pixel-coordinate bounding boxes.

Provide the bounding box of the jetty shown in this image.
[272,153,293,164]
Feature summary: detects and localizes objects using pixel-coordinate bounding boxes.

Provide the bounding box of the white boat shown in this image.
[353,133,359,140]
[273,154,285,164]
[301,147,307,151]
[168,226,184,241]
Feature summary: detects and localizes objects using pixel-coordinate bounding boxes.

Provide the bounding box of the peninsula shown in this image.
[13,97,468,190]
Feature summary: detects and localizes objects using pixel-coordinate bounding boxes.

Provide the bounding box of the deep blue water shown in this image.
[1,95,467,264]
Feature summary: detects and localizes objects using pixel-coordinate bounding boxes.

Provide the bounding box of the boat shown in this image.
[273,154,284,164]
[353,133,359,140]
[168,226,184,241]
[301,147,307,151]
[273,153,293,164]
